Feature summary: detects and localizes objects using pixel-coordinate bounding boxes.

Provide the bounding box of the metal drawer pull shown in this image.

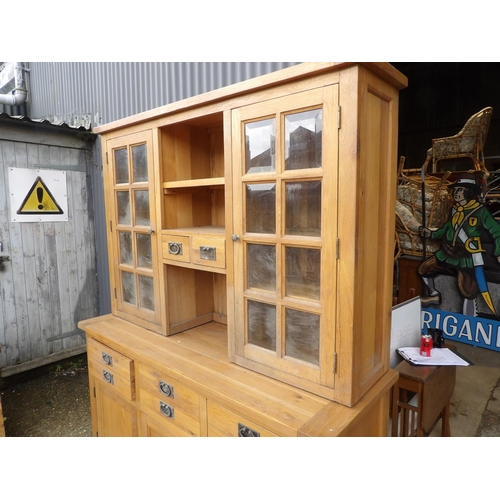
[159,401,175,419]
[200,245,216,261]
[159,380,174,398]
[103,370,114,385]
[168,242,183,255]
[238,423,260,437]
[102,352,113,366]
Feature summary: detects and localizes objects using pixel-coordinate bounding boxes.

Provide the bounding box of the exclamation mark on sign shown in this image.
[37,187,43,210]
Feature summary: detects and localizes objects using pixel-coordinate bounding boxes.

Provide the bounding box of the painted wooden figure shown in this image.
[419,173,500,317]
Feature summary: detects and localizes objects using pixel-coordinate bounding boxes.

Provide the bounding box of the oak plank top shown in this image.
[80,314,396,436]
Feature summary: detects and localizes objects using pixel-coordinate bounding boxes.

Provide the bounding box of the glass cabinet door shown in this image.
[231,86,339,389]
[106,131,161,327]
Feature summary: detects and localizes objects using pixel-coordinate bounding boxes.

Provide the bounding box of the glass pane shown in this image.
[247,300,276,351]
[285,247,321,300]
[138,275,155,311]
[244,119,275,174]
[285,109,322,170]
[285,309,320,365]
[114,148,129,184]
[134,190,150,226]
[137,233,152,269]
[116,191,131,225]
[119,231,133,265]
[285,181,321,236]
[247,244,276,291]
[246,183,276,234]
[122,271,136,305]
[132,144,148,182]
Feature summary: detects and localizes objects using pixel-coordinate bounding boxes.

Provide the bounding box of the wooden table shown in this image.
[392,360,456,437]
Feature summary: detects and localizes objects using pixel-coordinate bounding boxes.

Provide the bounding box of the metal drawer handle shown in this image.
[200,245,216,261]
[102,352,113,366]
[103,370,114,385]
[238,423,260,437]
[159,401,175,419]
[159,380,174,398]
[168,242,183,255]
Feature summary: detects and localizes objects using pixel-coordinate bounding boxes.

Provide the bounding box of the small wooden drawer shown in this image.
[87,337,134,382]
[207,401,278,437]
[88,359,135,401]
[139,390,201,436]
[137,363,201,436]
[191,236,226,269]
[161,234,190,263]
[137,363,200,415]
[87,337,135,401]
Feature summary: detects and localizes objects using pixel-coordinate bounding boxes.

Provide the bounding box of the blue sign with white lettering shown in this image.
[422,307,500,352]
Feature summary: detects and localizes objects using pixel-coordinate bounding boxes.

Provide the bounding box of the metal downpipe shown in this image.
[0,62,28,106]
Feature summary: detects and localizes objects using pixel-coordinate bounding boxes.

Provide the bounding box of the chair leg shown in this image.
[396,401,419,437]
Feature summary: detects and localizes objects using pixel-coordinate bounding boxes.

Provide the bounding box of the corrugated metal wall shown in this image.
[22,62,301,129]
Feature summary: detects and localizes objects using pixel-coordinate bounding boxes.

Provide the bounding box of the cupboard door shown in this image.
[231,86,339,391]
[105,131,162,328]
[90,375,138,437]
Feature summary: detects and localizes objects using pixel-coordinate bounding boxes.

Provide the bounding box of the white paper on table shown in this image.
[396,347,470,366]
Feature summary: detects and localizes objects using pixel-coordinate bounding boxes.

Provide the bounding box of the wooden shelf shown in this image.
[161,226,225,236]
[163,177,225,193]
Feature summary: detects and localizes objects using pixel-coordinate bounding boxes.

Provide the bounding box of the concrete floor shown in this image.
[0,354,91,437]
[1,341,499,437]
[430,339,500,437]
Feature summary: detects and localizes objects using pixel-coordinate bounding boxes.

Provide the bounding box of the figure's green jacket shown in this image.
[431,203,500,268]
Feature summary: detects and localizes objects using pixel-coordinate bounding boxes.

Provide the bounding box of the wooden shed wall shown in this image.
[0,120,99,375]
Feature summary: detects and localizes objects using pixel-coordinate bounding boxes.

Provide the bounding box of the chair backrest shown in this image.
[432,107,493,169]
[472,106,493,151]
[455,106,493,151]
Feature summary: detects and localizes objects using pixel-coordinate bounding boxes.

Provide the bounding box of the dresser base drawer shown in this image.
[139,389,201,436]
[89,360,135,401]
[207,401,278,437]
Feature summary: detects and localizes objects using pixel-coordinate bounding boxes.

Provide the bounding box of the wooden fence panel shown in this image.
[0,127,98,375]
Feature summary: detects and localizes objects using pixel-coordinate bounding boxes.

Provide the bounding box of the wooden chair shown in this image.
[423,106,493,174]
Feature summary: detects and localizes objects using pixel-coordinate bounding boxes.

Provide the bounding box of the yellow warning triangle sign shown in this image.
[17,176,64,215]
